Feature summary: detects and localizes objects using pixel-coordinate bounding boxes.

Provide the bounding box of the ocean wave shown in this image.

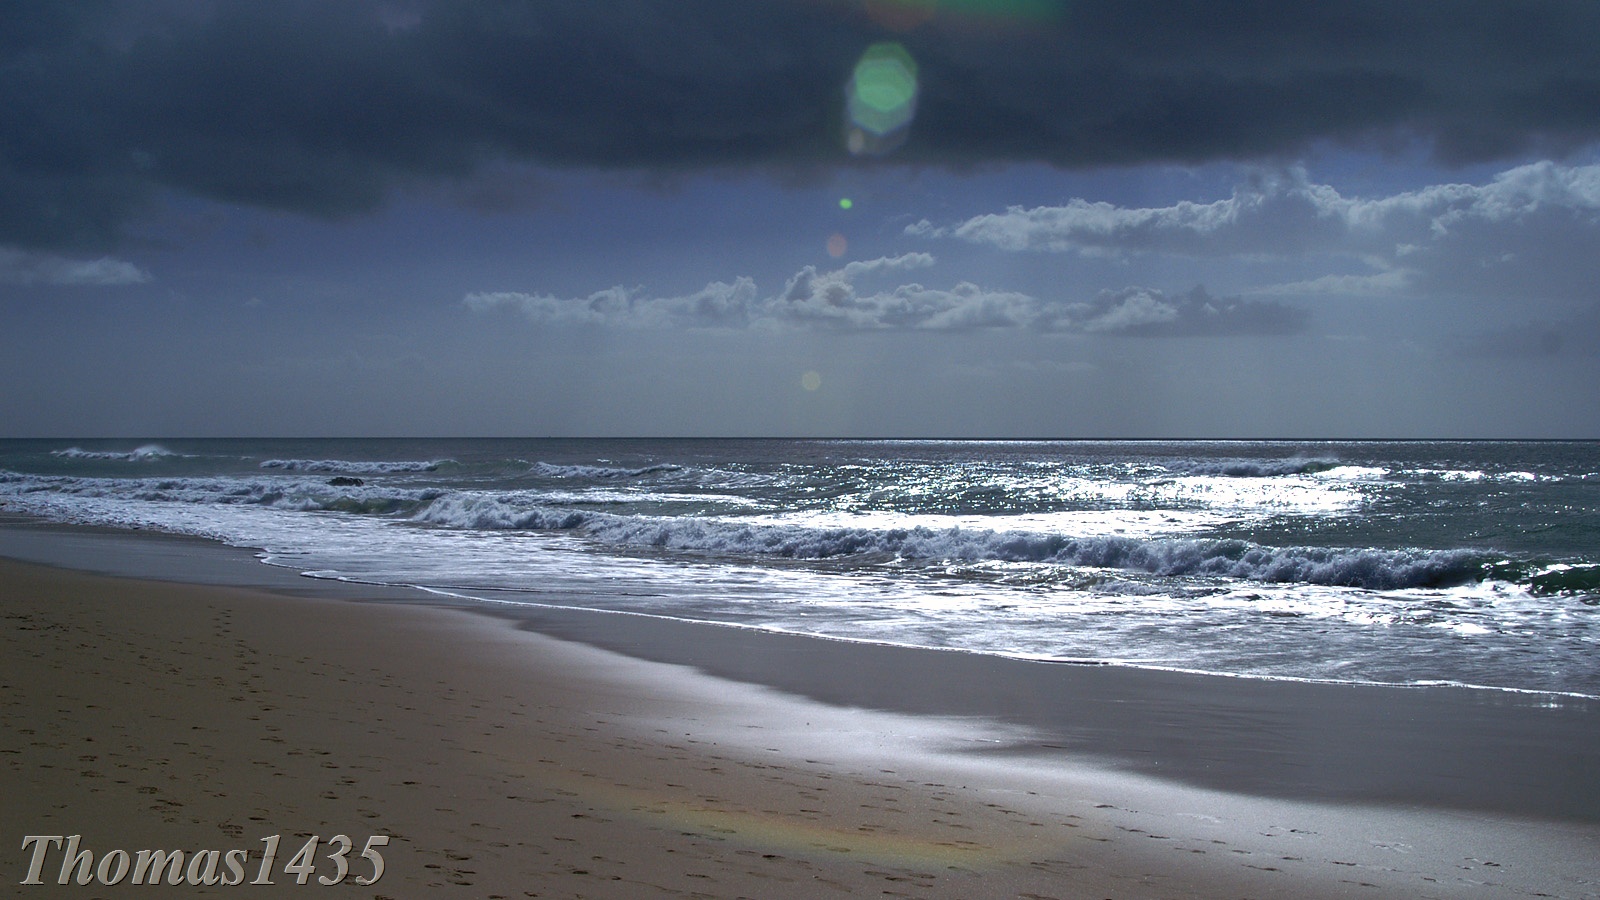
[1402,468,1487,482]
[51,444,180,461]
[411,494,1490,590]
[1400,467,1558,484]
[1170,457,1342,478]
[530,461,683,479]
[2,471,443,515]
[1524,564,1600,598]
[259,458,451,474]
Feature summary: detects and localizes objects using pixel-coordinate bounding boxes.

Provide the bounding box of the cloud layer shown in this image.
[0,248,150,286]
[7,1,1600,249]
[914,161,1600,305]
[465,254,1304,337]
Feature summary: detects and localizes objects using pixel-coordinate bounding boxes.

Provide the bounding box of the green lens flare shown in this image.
[845,42,919,156]
[847,42,918,136]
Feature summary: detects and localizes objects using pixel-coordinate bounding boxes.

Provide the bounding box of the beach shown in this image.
[9,1,1600,894]
[4,528,1599,897]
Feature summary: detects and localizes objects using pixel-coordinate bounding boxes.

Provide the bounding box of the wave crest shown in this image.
[411,495,1488,590]
[259,458,450,474]
[52,444,179,461]
[530,461,682,479]
[1173,457,1342,478]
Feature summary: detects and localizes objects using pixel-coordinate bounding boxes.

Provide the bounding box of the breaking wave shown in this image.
[1171,457,1342,478]
[52,444,180,461]
[1524,564,1600,599]
[411,494,1490,591]
[1,471,443,516]
[530,462,683,479]
[259,458,451,474]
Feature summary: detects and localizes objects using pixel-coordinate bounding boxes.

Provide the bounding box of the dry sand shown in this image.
[4,556,1598,898]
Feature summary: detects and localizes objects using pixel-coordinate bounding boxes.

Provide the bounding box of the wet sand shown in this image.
[3,542,1599,897]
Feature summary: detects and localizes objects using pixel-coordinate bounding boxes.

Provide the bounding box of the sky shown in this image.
[4,1,1600,439]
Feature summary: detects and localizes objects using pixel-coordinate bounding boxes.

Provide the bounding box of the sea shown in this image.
[2,438,1596,699]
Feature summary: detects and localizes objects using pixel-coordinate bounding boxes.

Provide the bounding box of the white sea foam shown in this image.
[1311,464,1389,480]
[1166,457,1341,478]
[1403,468,1487,481]
[539,488,766,508]
[51,444,180,461]
[0,471,442,515]
[748,508,1224,539]
[259,458,451,474]
[530,461,683,479]
[409,493,1487,590]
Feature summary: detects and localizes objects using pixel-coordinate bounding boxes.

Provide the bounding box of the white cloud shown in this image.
[1249,271,1412,297]
[0,247,151,286]
[467,254,1306,338]
[837,252,936,279]
[909,169,1350,257]
[914,161,1600,304]
[764,253,1038,330]
[1081,288,1179,333]
[1076,286,1309,336]
[773,280,1044,331]
[466,254,1044,332]
[464,278,758,328]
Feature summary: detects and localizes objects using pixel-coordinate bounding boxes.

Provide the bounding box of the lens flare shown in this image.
[826,233,848,257]
[838,197,854,210]
[801,371,823,391]
[845,42,918,157]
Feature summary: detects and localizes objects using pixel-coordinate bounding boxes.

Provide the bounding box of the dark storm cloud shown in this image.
[6,0,1600,249]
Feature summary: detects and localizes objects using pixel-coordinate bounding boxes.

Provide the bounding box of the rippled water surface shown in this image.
[3,438,1596,696]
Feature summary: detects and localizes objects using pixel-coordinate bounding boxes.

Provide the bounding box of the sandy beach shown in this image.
[4,542,1599,897]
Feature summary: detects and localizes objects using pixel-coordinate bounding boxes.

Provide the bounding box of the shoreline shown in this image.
[5,516,1597,822]
[4,523,1600,895]
[489,598,1600,819]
